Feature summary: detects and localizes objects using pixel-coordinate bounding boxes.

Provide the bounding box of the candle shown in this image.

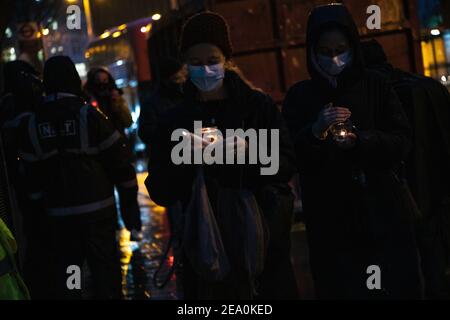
[202,127,219,143]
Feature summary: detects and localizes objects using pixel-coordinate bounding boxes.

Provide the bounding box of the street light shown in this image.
[152,13,162,21]
[83,0,94,40]
[431,29,441,36]
[100,31,110,39]
[140,24,152,33]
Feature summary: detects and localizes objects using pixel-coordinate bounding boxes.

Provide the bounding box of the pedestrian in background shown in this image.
[84,67,132,135]
[362,39,450,299]
[0,60,41,128]
[0,60,47,298]
[85,67,141,238]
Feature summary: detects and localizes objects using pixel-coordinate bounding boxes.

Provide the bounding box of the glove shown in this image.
[117,185,142,231]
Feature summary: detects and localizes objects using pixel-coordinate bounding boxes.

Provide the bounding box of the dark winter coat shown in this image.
[147,71,296,207]
[282,4,422,299]
[146,70,297,299]
[362,41,450,298]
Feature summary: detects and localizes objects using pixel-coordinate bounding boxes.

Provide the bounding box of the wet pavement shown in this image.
[119,172,314,300]
[119,173,177,300]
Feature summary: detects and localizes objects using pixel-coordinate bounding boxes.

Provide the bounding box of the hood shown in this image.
[43,56,82,96]
[306,4,364,89]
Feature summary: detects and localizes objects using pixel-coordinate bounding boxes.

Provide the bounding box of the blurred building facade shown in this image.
[1,0,449,88]
[1,0,89,77]
[419,0,450,86]
[41,2,90,79]
[145,0,426,101]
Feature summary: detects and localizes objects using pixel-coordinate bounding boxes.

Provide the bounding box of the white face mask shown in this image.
[317,50,353,76]
[187,63,225,92]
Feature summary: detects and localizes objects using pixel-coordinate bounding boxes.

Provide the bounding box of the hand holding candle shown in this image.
[330,120,357,149]
[201,127,220,144]
[312,103,352,139]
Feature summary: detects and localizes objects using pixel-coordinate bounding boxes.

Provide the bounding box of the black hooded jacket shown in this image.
[305,4,365,92]
[362,39,450,221]
[0,61,42,128]
[283,4,414,244]
[282,4,422,299]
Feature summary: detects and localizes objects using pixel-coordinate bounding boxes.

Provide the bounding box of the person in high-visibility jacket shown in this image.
[16,56,141,299]
[0,218,30,300]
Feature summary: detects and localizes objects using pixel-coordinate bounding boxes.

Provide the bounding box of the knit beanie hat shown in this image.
[179,11,233,59]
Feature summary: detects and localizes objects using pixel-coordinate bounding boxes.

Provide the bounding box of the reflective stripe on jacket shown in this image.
[17,93,137,217]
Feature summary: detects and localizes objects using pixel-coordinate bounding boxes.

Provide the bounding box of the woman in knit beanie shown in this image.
[146,11,298,300]
[179,11,255,95]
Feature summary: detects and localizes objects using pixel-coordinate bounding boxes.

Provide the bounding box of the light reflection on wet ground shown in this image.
[119,173,177,300]
[117,172,313,300]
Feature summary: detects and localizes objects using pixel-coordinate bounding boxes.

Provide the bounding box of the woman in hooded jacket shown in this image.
[84,68,132,135]
[283,4,423,299]
[146,12,297,300]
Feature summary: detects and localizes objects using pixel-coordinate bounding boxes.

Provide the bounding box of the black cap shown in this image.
[179,11,233,59]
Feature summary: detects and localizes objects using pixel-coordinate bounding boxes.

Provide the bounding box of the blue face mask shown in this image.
[187,63,225,92]
[317,50,353,76]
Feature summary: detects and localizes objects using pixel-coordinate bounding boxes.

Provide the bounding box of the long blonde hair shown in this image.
[224,60,264,93]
